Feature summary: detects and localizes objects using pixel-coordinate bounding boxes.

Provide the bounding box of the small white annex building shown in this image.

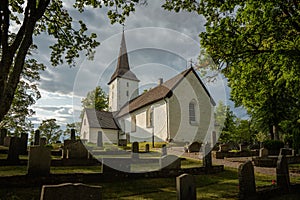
[80,31,216,145]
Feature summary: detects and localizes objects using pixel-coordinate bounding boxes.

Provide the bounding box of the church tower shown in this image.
[108,31,139,112]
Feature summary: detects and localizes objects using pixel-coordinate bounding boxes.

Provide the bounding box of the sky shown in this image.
[29,0,241,128]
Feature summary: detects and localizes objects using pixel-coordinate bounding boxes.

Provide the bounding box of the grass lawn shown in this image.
[0,166,299,200]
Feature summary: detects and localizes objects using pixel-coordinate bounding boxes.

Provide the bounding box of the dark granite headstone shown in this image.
[203,143,212,168]
[238,161,256,199]
[7,136,20,163]
[187,142,201,153]
[40,137,47,146]
[3,136,11,147]
[276,155,290,192]
[97,131,103,147]
[27,146,51,176]
[145,144,150,153]
[67,140,89,159]
[0,128,7,145]
[131,142,139,159]
[176,174,196,200]
[71,129,76,142]
[19,133,28,155]
[34,130,40,145]
[40,183,102,200]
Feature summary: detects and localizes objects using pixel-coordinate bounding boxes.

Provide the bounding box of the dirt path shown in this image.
[168,148,300,177]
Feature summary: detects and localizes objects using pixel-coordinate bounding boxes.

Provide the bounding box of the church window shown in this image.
[127,82,129,87]
[84,119,86,125]
[146,107,154,128]
[126,91,129,97]
[131,115,136,132]
[189,101,196,124]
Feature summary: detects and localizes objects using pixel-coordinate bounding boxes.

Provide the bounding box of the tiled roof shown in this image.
[117,67,215,117]
[108,31,139,84]
[85,108,120,130]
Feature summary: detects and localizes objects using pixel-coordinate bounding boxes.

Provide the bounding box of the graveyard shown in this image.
[0,128,299,199]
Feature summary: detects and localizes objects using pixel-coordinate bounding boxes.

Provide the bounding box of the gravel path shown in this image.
[168,148,300,177]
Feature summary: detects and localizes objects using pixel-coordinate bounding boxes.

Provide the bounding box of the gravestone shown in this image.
[7,136,20,163]
[219,144,229,152]
[259,148,268,157]
[238,161,256,199]
[276,155,290,192]
[63,140,73,159]
[187,142,201,153]
[145,144,150,153]
[160,155,181,170]
[27,146,51,176]
[40,183,102,200]
[211,131,217,148]
[71,129,76,142]
[203,143,212,168]
[19,133,28,155]
[67,140,89,159]
[34,130,40,145]
[279,148,292,156]
[97,131,103,147]
[176,174,196,200]
[239,144,248,152]
[0,128,7,145]
[131,142,139,159]
[161,144,167,156]
[40,137,47,146]
[3,136,11,147]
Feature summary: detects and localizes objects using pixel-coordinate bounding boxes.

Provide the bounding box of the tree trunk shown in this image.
[269,125,274,140]
[273,125,280,141]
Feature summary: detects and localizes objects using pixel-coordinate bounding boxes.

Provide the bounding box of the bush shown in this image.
[262,140,284,150]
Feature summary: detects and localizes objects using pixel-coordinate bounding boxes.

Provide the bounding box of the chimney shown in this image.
[158,78,163,85]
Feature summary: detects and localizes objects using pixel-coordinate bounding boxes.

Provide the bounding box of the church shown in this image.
[80,31,216,146]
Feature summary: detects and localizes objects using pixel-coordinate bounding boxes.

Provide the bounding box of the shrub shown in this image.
[262,140,284,150]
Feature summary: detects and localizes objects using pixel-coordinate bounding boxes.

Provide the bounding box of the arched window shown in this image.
[189,101,196,124]
[146,106,154,128]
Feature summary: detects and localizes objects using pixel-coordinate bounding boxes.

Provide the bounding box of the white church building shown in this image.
[80,31,216,145]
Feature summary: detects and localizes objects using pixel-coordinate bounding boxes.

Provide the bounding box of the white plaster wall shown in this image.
[118,100,167,142]
[89,128,118,144]
[108,78,139,112]
[80,111,90,140]
[168,71,214,143]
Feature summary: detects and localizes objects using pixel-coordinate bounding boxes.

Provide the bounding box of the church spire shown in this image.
[108,30,139,85]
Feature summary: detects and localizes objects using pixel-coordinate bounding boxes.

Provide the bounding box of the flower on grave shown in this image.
[271,180,276,185]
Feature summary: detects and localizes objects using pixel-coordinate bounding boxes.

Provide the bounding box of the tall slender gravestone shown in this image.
[203,143,212,168]
[131,142,139,159]
[211,131,217,148]
[34,130,40,145]
[0,128,7,145]
[238,161,256,199]
[161,144,167,156]
[97,131,103,147]
[276,155,290,192]
[7,136,20,163]
[176,174,196,200]
[19,133,28,155]
[71,129,76,142]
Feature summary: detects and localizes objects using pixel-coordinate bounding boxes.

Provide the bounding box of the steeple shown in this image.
[108,30,139,85]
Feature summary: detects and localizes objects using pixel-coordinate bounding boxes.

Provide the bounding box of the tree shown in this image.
[163,1,300,140]
[81,86,108,117]
[38,119,63,144]
[0,46,45,135]
[0,0,144,124]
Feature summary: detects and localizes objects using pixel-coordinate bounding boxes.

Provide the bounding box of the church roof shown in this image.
[108,31,139,85]
[85,108,120,130]
[117,67,216,117]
